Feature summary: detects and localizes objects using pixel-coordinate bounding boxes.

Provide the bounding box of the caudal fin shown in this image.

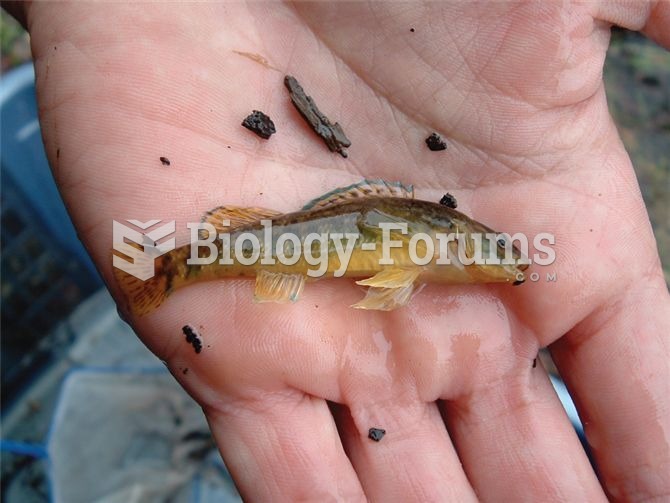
[113,265,171,316]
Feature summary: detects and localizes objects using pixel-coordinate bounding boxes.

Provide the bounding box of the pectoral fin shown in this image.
[352,284,416,311]
[356,268,421,288]
[254,270,305,303]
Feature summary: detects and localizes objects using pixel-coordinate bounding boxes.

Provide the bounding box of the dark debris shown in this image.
[425,132,447,151]
[182,325,203,354]
[368,427,386,442]
[242,110,276,140]
[284,75,351,158]
[160,156,171,166]
[439,193,457,209]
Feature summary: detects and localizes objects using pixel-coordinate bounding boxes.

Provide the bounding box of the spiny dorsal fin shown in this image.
[201,206,282,234]
[301,179,414,211]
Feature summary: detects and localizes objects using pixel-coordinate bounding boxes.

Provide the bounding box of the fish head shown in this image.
[452,216,530,284]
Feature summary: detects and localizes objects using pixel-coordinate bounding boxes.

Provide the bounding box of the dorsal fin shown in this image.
[301,179,414,211]
[201,206,282,234]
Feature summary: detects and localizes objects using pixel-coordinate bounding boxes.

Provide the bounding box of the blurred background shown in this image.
[1,8,668,503]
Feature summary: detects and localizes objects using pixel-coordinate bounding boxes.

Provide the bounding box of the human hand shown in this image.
[25,2,669,500]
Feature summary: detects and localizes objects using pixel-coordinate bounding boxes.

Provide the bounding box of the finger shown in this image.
[443,361,606,501]
[331,400,478,502]
[551,279,670,500]
[205,390,364,502]
[595,0,670,49]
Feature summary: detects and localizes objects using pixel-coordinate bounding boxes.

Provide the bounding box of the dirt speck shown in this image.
[182,325,203,354]
[242,110,276,139]
[439,193,457,209]
[425,133,447,151]
[368,427,386,442]
[160,156,170,166]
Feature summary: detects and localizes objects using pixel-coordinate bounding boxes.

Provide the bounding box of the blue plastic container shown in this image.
[1,63,103,402]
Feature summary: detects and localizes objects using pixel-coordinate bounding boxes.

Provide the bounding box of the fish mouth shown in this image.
[516,261,530,272]
[512,255,530,286]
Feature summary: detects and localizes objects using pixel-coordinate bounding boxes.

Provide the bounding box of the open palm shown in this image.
[27,2,669,501]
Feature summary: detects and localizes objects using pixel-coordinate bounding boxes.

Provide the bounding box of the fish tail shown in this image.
[113,255,173,316]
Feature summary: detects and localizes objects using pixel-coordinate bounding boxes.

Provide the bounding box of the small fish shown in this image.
[114,180,528,316]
